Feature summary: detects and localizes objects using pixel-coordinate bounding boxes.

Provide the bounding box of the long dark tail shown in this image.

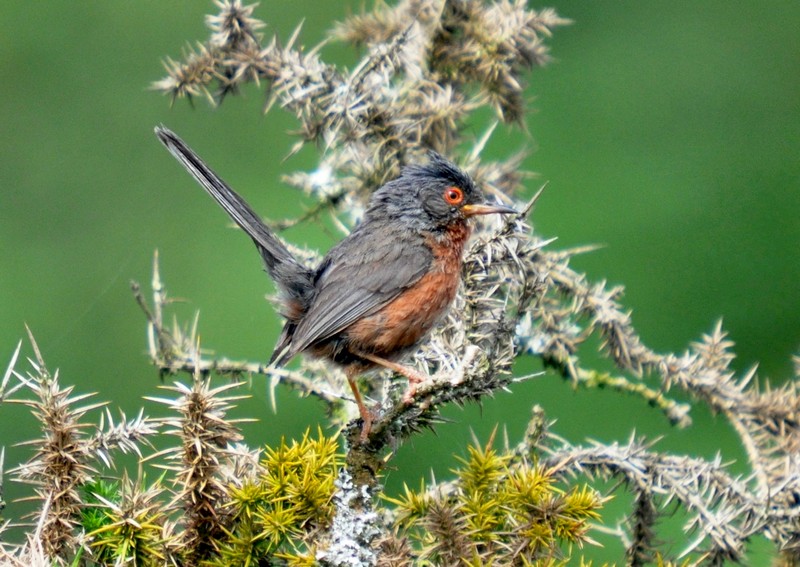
[155,126,313,304]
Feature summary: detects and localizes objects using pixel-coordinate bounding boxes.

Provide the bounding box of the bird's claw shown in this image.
[401,371,429,404]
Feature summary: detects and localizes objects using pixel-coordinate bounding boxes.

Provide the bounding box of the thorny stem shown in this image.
[575,368,691,427]
[131,253,343,408]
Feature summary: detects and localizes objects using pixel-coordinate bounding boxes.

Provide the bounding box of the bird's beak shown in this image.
[461,203,518,217]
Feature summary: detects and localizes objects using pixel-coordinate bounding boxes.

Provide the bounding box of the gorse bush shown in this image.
[2,1,799,565]
[384,431,604,564]
[0,335,602,565]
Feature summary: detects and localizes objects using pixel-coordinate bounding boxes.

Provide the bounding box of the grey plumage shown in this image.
[155,127,486,368]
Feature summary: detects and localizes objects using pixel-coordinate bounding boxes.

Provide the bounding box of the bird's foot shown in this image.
[354,351,431,406]
[400,368,428,405]
[345,370,379,443]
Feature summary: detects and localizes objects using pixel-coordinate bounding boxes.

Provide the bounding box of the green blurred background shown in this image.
[2,1,798,561]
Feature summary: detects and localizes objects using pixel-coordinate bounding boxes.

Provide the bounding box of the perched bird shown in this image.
[155,127,516,438]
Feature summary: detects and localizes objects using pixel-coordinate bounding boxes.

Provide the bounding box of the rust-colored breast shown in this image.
[346,222,471,359]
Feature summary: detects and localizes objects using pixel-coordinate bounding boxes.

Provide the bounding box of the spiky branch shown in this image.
[4,330,159,560]
[2,1,798,565]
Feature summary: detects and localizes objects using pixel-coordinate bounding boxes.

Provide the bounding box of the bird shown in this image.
[155,126,517,439]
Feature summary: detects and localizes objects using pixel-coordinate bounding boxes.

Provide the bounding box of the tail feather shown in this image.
[155,126,314,305]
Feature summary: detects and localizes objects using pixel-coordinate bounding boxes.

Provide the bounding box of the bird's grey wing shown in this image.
[280,227,432,361]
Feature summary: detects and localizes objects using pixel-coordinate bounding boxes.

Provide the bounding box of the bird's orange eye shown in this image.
[444,187,464,205]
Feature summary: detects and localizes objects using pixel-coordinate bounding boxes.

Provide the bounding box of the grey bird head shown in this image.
[365,152,516,231]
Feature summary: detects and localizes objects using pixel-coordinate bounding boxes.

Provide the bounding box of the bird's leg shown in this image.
[357,352,428,404]
[345,367,374,442]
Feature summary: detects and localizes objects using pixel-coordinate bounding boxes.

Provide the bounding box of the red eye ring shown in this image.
[444,187,464,205]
